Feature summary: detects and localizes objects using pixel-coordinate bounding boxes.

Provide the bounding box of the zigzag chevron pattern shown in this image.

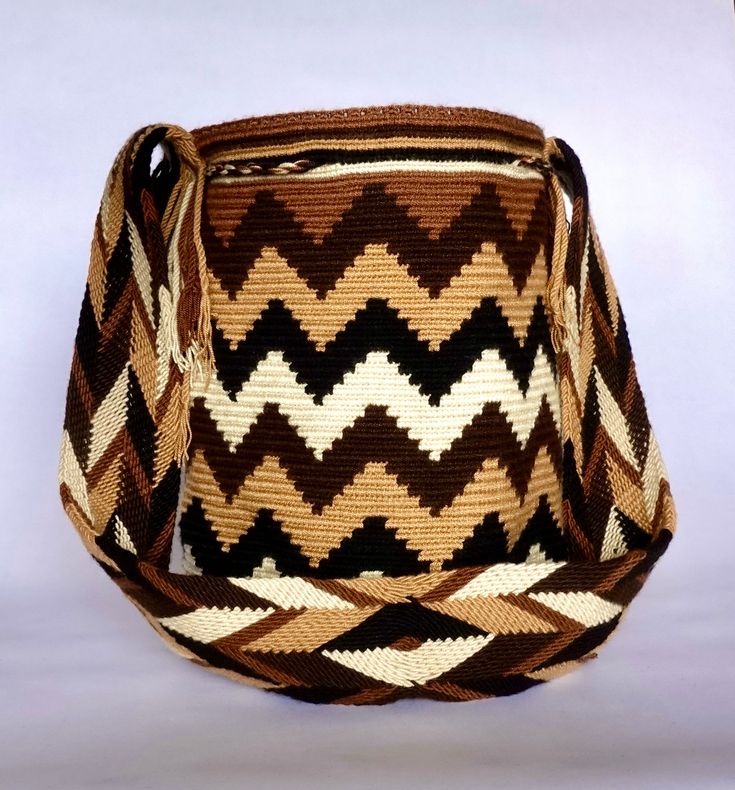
[192,349,560,456]
[179,451,564,570]
[209,296,556,402]
[181,161,566,579]
[186,398,562,508]
[200,178,549,296]
[206,242,551,351]
[59,107,675,705]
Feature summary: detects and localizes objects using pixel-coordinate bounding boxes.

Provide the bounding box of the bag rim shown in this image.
[189,102,546,161]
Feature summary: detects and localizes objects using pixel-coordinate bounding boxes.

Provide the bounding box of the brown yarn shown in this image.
[58,105,675,705]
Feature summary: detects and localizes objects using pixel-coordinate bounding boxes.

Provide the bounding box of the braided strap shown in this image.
[59,121,675,705]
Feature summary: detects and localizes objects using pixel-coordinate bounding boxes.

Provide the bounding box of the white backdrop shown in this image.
[2,1,734,788]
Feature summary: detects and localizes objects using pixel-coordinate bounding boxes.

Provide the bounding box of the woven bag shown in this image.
[59,104,676,705]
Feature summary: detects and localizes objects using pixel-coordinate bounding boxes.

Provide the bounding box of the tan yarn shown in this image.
[59,105,675,705]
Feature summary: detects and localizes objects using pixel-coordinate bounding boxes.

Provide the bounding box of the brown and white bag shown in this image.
[59,104,675,704]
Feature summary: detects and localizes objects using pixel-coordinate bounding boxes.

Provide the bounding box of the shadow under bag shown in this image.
[59,105,676,704]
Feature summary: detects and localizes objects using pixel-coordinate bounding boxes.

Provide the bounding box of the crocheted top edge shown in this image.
[189,103,546,159]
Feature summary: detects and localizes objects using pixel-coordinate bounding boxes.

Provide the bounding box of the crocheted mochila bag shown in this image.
[59,104,676,705]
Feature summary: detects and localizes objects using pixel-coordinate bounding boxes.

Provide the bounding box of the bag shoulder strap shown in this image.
[58,124,675,628]
[59,124,211,573]
[537,136,676,559]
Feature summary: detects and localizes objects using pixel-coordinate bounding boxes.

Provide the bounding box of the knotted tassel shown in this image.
[515,136,590,355]
[542,137,571,355]
[155,126,214,465]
